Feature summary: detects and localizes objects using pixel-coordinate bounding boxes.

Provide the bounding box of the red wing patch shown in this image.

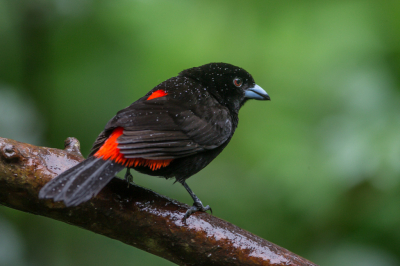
[94,127,173,171]
[147,90,168,100]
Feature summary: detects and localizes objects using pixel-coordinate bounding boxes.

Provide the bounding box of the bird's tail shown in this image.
[39,156,124,207]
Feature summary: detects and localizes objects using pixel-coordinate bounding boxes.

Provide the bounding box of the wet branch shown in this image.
[0,137,317,266]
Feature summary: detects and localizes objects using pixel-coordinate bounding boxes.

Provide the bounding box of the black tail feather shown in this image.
[39,157,124,207]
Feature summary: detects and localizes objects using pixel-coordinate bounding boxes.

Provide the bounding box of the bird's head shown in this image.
[180,63,270,112]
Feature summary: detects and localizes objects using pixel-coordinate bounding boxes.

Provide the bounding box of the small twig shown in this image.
[0,137,317,266]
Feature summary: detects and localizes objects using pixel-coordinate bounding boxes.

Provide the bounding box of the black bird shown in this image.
[39,63,270,219]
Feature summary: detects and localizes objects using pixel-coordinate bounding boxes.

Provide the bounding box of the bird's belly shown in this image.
[131,143,229,182]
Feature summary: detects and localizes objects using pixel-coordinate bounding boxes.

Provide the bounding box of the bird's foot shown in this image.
[183,201,212,222]
[124,169,134,188]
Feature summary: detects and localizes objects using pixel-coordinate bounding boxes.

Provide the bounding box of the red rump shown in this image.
[94,90,170,170]
[94,127,173,171]
[147,90,167,100]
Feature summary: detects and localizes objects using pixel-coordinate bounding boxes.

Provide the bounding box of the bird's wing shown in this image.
[91,98,233,160]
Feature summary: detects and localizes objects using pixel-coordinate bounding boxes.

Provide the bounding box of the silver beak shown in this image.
[244,84,270,100]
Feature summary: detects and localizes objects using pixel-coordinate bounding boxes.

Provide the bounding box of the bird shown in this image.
[39,62,270,220]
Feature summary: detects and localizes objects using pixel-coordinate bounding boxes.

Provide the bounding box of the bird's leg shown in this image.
[124,168,134,187]
[181,181,212,221]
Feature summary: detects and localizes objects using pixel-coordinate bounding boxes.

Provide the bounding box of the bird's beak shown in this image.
[244,84,270,100]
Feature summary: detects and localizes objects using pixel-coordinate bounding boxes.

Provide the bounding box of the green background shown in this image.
[1,1,400,265]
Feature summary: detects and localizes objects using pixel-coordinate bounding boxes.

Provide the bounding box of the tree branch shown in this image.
[0,137,317,266]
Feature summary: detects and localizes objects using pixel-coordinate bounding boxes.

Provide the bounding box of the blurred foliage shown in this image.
[1,0,400,265]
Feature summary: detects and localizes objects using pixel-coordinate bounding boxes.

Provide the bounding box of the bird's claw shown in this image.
[183,201,212,222]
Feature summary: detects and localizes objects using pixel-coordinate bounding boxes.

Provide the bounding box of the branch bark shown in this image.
[0,137,318,266]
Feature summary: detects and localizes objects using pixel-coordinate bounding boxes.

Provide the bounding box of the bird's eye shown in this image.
[233,78,243,87]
